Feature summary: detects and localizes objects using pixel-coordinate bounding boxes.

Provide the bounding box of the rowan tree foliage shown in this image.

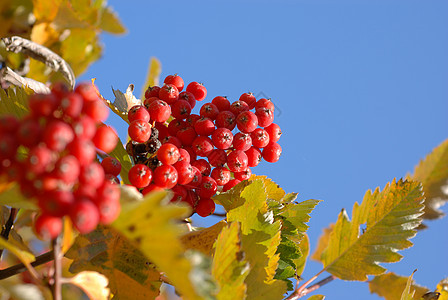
[0,1,447,299]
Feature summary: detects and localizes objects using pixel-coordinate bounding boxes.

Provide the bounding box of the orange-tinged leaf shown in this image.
[140,57,162,100]
[70,271,110,300]
[369,272,429,300]
[321,179,424,281]
[311,223,334,262]
[32,0,62,22]
[306,296,325,300]
[61,217,75,254]
[411,139,448,220]
[0,183,38,210]
[30,22,59,45]
[436,278,448,300]
[181,220,227,255]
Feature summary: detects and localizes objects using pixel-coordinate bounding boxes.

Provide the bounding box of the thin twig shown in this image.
[285,270,326,300]
[50,237,62,300]
[211,212,227,217]
[0,250,53,280]
[0,208,19,260]
[300,275,336,297]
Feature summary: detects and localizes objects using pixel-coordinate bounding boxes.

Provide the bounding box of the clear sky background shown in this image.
[79,1,448,299]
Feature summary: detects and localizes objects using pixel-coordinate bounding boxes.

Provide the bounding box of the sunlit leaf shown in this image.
[0,236,35,270]
[0,282,44,300]
[108,138,132,185]
[30,22,59,46]
[69,271,110,300]
[112,84,141,116]
[227,180,287,299]
[61,217,75,254]
[296,233,310,276]
[306,295,325,300]
[181,220,226,255]
[213,180,251,212]
[212,222,249,300]
[279,199,321,233]
[140,57,162,99]
[112,191,210,300]
[369,272,429,300]
[401,270,418,300]
[321,179,424,281]
[411,139,448,220]
[0,87,30,118]
[249,175,285,202]
[32,0,62,22]
[0,183,38,210]
[99,6,126,34]
[436,278,448,300]
[66,226,162,299]
[311,224,334,262]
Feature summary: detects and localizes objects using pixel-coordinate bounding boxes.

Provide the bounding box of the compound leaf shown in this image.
[411,139,448,220]
[321,179,424,281]
[369,272,429,300]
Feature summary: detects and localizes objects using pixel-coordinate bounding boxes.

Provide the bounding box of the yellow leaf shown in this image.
[249,175,285,202]
[140,57,162,100]
[70,271,110,300]
[296,233,310,276]
[108,137,133,185]
[307,296,325,300]
[0,236,35,270]
[321,179,424,281]
[436,278,448,300]
[401,270,418,300]
[61,217,75,254]
[32,0,62,22]
[0,87,30,119]
[0,183,38,210]
[30,22,59,46]
[311,223,334,262]
[99,6,126,34]
[411,139,448,220]
[212,222,249,300]
[112,191,207,300]
[369,272,429,300]
[66,226,162,299]
[181,220,227,255]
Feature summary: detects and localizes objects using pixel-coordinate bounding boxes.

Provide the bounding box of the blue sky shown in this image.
[80,1,448,298]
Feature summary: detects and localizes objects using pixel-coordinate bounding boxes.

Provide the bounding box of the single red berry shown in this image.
[74,183,97,201]
[28,93,58,117]
[70,198,100,234]
[153,164,178,189]
[18,118,42,148]
[185,189,199,209]
[211,128,233,150]
[207,149,227,167]
[255,107,274,127]
[265,123,282,144]
[190,166,203,187]
[210,167,231,186]
[179,91,196,109]
[96,181,121,203]
[155,122,170,141]
[162,136,182,148]
[128,105,150,123]
[157,143,181,165]
[233,132,252,151]
[223,179,241,192]
[215,111,236,130]
[128,164,153,188]
[38,190,75,217]
[194,117,215,136]
[255,98,275,111]
[236,111,258,133]
[105,174,120,184]
[143,96,159,109]
[60,92,84,119]
[51,82,70,98]
[96,196,120,225]
[197,176,218,198]
[186,82,207,101]
[239,92,256,109]
[159,84,179,104]
[128,120,152,143]
[82,99,109,122]
[101,157,122,176]
[195,198,215,217]
[72,115,96,139]
[93,125,118,153]
[170,184,188,203]
[54,155,81,184]
[168,119,186,136]
[212,96,230,111]
[67,138,96,166]
[234,168,252,181]
[185,114,201,127]
[79,162,105,188]
[230,101,249,116]
[26,145,54,175]
[171,100,192,120]
[182,146,197,162]
[245,147,262,167]
[227,150,249,172]
[178,148,191,163]
[174,161,194,185]
[145,86,161,99]
[200,103,219,120]
[251,128,270,148]
[191,159,212,176]
[164,74,185,91]
[75,82,100,102]
[176,126,197,146]
[262,142,282,163]
[148,100,171,122]
[34,214,62,240]
[192,136,214,157]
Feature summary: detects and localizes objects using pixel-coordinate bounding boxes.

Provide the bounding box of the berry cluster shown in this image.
[0,83,120,239]
[125,74,282,217]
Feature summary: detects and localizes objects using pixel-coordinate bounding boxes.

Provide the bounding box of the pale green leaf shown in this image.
[0,87,30,118]
[296,233,310,276]
[212,222,249,300]
[306,295,325,300]
[401,270,418,300]
[140,57,162,100]
[411,139,448,220]
[279,199,321,233]
[248,175,285,202]
[369,272,429,300]
[99,6,126,34]
[321,179,424,281]
[108,138,132,185]
[0,183,38,210]
[66,226,162,299]
[0,236,35,270]
[112,191,209,300]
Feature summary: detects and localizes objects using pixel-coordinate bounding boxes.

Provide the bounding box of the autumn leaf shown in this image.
[0,183,38,210]
[411,139,448,220]
[69,271,110,300]
[212,222,249,300]
[369,272,429,300]
[435,278,448,300]
[181,220,227,255]
[0,236,35,271]
[99,6,127,35]
[311,224,334,262]
[306,295,325,300]
[0,87,30,118]
[319,179,424,281]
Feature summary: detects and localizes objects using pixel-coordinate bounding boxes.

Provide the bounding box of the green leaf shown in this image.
[401,270,418,300]
[295,233,310,276]
[369,272,429,300]
[212,222,249,300]
[213,180,251,212]
[0,236,35,270]
[140,57,162,100]
[112,190,210,300]
[411,139,448,220]
[279,199,321,233]
[321,179,424,281]
[99,6,126,34]
[65,226,162,299]
[0,87,30,118]
[0,183,38,210]
[227,180,287,299]
[248,175,285,202]
[108,137,132,185]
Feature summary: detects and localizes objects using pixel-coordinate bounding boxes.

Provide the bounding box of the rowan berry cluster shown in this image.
[0,83,120,239]
[125,74,282,217]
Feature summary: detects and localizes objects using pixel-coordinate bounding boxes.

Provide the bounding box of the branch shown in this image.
[285,274,336,299]
[211,212,226,217]
[2,36,75,89]
[0,250,54,280]
[0,62,50,94]
[0,208,19,260]
[50,237,62,300]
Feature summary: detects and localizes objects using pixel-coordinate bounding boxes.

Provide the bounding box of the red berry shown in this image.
[171,185,188,203]
[27,145,54,174]
[174,161,194,185]
[145,86,160,99]
[159,84,179,104]
[70,198,100,234]
[223,179,241,192]
[192,136,214,157]
[153,164,178,189]
[75,82,99,102]
[185,114,201,127]
[101,157,122,176]
[210,167,231,186]
[142,184,164,195]
[96,196,120,225]
[128,164,153,188]
[155,122,170,141]
[54,155,81,184]
[212,96,230,111]
[230,101,249,116]
[239,92,256,109]
[207,149,227,167]
[51,82,70,98]
[96,181,121,203]
[211,128,233,150]
[143,96,159,109]
[72,115,96,139]
[128,105,150,123]
[93,125,118,153]
[182,146,197,162]
[171,100,192,120]
[164,74,184,92]
[38,190,75,217]
[233,132,252,151]
[236,111,258,133]
[28,93,58,117]
[128,120,152,143]
[60,92,83,118]
[179,91,196,109]
[246,147,262,167]
[186,82,207,101]
[195,198,215,217]
[0,115,19,133]
[255,107,274,127]
[190,166,203,187]
[197,176,218,198]
[82,99,109,122]
[0,134,18,159]
[265,123,282,144]
[157,143,181,165]
[234,168,252,181]
[148,100,171,122]
[168,119,186,136]
[79,162,105,188]
[17,118,42,148]
[255,98,275,111]
[192,159,211,176]
[176,126,197,146]
[262,142,282,163]
[227,150,248,172]
[194,117,215,136]
[251,128,270,148]
[200,103,219,120]
[34,214,62,240]
[67,138,96,166]
[215,111,236,130]
[162,136,182,148]
[178,148,191,163]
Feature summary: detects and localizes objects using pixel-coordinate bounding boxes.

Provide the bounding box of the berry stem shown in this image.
[285,271,335,299]
[50,236,62,300]
[0,207,19,260]
[0,250,53,280]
